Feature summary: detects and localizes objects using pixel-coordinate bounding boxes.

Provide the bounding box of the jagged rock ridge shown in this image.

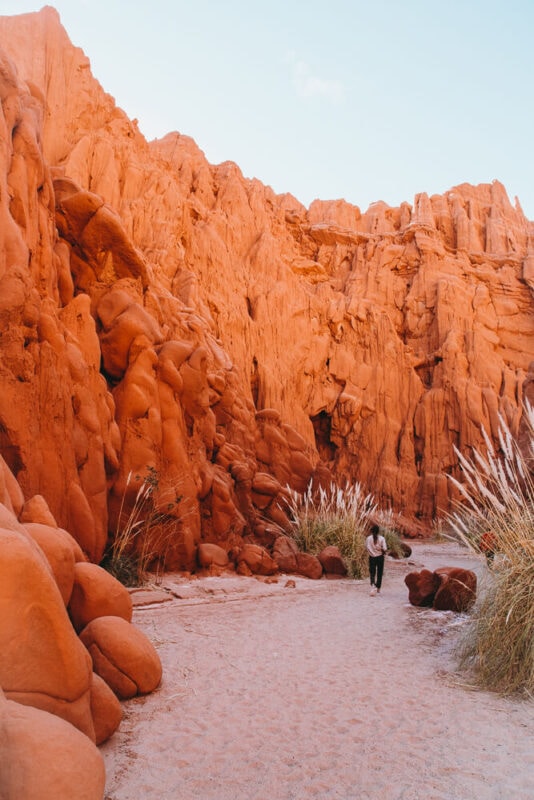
[1,6,534,567]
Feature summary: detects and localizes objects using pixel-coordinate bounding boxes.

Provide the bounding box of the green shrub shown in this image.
[100,550,140,587]
[447,407,534,696]
[282,481,377,578]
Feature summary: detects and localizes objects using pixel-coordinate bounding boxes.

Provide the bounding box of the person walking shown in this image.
[366,524,387,595]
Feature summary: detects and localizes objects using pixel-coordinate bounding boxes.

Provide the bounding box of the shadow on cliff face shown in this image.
[310,410,337,462]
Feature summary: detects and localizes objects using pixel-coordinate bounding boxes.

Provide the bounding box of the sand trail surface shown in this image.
[101,542,533,800]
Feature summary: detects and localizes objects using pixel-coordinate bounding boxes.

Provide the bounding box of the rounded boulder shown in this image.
[79,615,162,700]
[404,569,441,606]
[0,527,94,739]
[68,561,133,632]
[236,543,278,576]
[24,522,79,605]
[197,542,230,569]
[433,567,477,612]
[318,545,347,576]
[0,691,105,800]
[296,551,323,580]
[272,535,299,572]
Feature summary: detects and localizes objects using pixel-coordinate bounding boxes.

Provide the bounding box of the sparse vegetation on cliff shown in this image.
[102,468,181,586]
[447,408,534,697]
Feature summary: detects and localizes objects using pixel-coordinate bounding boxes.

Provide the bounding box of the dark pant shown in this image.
[369,555,384,589]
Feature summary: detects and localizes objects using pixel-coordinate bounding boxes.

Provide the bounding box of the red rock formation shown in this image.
[236,542,278,576]
[89,672,123,746]
[405,567,477,611]
[0,522,96,739]
[0,456,162,731]
[79,615,163,700]
[404,569,441,607]
[0,464,160,787]
[296,551,324,580]
[1,5,534,574]
[272,535,300,573]
[68,562,134,632]
[433,567,477,612]
[24,521,81,605]
[318,545,348,576]
[0,688,106,800]
[197,541,231,570]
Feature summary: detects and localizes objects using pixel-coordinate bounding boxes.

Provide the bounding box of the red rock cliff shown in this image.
[1,6,534,559]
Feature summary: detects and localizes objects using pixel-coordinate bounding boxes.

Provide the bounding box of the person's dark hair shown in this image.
[370,524,380,542]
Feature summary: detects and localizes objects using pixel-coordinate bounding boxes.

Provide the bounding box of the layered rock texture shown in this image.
[2,5,534,796]
[1,4,534,568]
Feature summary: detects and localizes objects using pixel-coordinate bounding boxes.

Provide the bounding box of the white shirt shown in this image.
[366,534,387,557]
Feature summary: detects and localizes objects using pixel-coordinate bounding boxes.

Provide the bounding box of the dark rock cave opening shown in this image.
[310,410,337,463]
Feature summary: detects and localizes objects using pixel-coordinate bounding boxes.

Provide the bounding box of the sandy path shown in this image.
[101,542,533,800]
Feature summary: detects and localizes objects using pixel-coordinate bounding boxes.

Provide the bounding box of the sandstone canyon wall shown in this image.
[1,6,534,569]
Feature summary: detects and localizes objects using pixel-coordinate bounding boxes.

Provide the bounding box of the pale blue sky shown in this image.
[4,1,534,218]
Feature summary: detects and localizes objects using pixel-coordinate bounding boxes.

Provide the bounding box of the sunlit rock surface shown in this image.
[1,5,534,793]
[1,5,534,563]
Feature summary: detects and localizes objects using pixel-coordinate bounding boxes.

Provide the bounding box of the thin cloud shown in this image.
[287,52,345,104]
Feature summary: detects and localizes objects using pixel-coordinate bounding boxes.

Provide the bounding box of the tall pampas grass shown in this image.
[282,481,377,578]
[447,406,534,697]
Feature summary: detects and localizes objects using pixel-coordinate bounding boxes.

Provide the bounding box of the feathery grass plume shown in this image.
[446,405,534,697]
[102,467,182,586]
[282,480,377,578]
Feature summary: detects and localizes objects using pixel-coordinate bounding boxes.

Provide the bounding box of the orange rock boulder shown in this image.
[236,543,278,576]
[197,542,231,570]
[79,615,162,700]
[318,545,347,576]
[0,525,95,739]
[272,535,299,573]
[68,561,133,632]
[404,569,441,607]
[0,688,106,800]
[0,456,25,517]
[405,567,477,611]
[19,494,59,527]
[23,521,82,606]
[295,552,323,580]
[89,672,123,746]
[433,567,477,612]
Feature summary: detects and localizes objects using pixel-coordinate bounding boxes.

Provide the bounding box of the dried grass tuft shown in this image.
[282,481,377,578]
[102,467,181,586]
[446,405,534,697]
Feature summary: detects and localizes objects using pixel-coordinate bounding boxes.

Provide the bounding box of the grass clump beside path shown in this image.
[102,467,180,586]
[283,480,379,578]
[448,409,534,697]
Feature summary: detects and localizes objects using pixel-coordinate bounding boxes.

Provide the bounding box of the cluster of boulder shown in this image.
[404,567,477,612]
[0,455,162,799]
[198,539,349,580]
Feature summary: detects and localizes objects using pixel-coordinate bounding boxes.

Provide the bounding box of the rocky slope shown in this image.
[1,6,534,569]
